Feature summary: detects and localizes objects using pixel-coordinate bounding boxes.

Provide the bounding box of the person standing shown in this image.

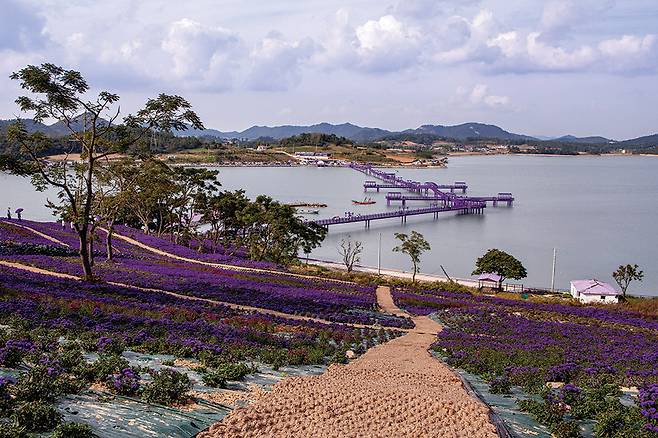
[16,209,22,221]
[6,208,11,220]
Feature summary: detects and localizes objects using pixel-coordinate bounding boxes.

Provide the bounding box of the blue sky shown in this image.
[1,0,657,139]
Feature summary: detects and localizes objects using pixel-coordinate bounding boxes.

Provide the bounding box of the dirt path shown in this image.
[1,220,70,247]
[198,286,497,438]
[106,229,355,285]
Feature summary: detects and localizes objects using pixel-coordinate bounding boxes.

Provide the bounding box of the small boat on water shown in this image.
[287,202,328,208]
[352,197,376,205]
[297,208,320,215]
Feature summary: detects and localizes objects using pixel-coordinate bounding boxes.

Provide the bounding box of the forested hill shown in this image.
[1,116,656,155]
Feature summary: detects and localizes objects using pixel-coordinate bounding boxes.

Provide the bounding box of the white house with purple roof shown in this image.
[570,279,620,304]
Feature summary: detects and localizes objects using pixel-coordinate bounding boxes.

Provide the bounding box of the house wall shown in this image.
[579,294,619,304]
[570,284,579,299]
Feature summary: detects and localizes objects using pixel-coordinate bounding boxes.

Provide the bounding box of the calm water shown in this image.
[2,155,657,295]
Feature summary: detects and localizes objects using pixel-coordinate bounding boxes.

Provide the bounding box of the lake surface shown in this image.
[2,155,657,295]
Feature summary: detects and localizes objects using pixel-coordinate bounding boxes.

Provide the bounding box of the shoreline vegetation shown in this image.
[38,149,657,170]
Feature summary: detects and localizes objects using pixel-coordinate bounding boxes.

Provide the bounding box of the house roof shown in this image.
[570,279,619,296]
[478,273,502,282]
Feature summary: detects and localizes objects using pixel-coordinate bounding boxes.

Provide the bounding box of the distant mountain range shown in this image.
[1,117,656,148]
[0,114,102,137]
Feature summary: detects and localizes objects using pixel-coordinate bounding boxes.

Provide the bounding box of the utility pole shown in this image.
[551,248,557,292]
[377,233,382,275]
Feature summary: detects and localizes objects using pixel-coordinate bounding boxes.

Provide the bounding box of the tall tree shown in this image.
[241,196,326,264]
[612,264,644,299]
[338,236,363,273]
[472,248,527,289]
[393,231,430,282]
[4,63,203,280]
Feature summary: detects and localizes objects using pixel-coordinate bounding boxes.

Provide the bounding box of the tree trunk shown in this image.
[78,229,94,281]
[106,221,115,261]
[88,232,95,267]
[412,263,417,283]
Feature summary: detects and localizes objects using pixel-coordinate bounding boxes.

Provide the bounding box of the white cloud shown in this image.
[598,34,658,73]
[431,10,501,65]
[354,15,421,72]
[316,12,422,73]
[161,18,242,88]
[245,32,317,91]
[457,84,511,109]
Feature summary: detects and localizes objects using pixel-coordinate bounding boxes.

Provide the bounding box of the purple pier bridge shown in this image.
[386,192,514,207]
[352,163,513,206]
[306,163,512,229]
[310,201,485,229]
[364,180,468,194]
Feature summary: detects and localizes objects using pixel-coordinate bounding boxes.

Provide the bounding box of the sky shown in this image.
[0,0,657,139]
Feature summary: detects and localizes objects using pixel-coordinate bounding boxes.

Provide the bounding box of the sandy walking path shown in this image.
[105,229,356,285]
[0,220,70,247]
[198,286,497,438]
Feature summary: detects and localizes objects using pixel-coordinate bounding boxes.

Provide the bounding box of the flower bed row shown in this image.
[2,251,411,327]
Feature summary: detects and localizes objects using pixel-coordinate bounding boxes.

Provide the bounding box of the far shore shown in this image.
[306,258,657,298]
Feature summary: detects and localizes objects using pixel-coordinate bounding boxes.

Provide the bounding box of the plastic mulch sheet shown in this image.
[439,359,553,438]
[3,351,332,438]
[57,392,230,438]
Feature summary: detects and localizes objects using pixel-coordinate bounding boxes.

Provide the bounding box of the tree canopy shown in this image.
[472,249,527,286]
[2,63,204,280]
[393,231,430,282]
[612,264,644,298]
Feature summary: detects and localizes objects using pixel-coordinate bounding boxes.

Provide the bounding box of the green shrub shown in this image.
[329,349,348,365]
[0,423,27,438]
[488,375,512,395]
[81,354,129,383]
[551,420,582,438]
[52,422,95,438]
[141,368,191,405]
[259,349,287,370]
[59,342,85,370]
[95,337,125,356]
[593,401,651,438]
[0,377,14,415]
[570,383,620,419]
[11,366,65,403]
[202,362,255,388]
[518,398,564,428]
[11,400,62,432]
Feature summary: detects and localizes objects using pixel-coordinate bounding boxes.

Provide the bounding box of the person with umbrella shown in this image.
[15,208,23,221]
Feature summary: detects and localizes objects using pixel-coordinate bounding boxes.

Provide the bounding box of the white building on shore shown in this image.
[570,279,620,304]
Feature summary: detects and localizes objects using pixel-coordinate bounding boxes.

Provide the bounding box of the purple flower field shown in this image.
[0,220,411,328]
[393,288,658,435]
